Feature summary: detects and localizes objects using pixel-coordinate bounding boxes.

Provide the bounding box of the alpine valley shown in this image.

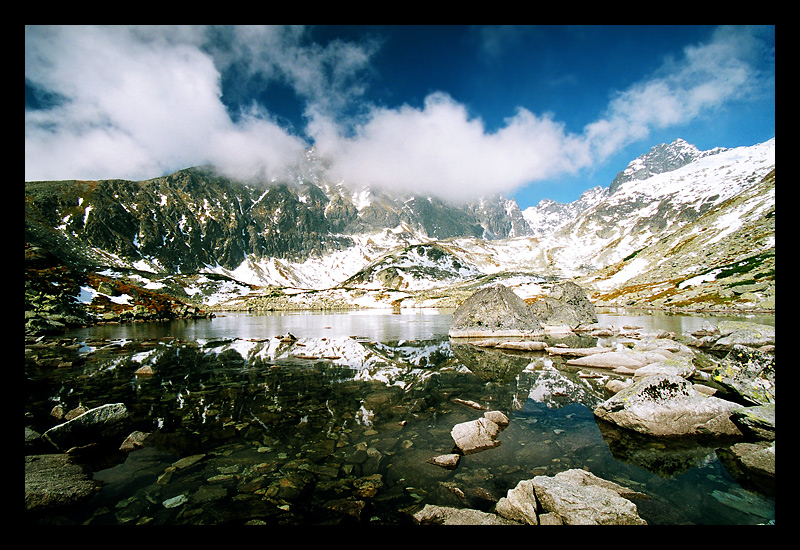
[24,137,775,334]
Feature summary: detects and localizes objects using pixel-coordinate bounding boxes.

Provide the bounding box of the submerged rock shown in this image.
[43,402,131,451]
[449,284,542,337]
[428,453,461,469]
[413,504,520,525]
[25,453,102,511]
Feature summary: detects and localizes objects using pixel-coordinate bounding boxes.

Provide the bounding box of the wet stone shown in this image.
[265,472,315,501]
[346,448,368,464]
[207,474,236,483]
[428,453,461,469]
[238,475,268,493]
[353,474,384,498]
[190,484,228,504]
[162,494,188,509]
[172,454,206,470]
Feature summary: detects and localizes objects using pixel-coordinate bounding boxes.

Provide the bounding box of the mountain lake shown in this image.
[26,308,775,525]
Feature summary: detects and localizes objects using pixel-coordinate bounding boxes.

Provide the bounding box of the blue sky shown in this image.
[25,25,775,209]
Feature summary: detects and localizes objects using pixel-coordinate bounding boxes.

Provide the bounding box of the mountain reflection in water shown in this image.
[26,309,774,525]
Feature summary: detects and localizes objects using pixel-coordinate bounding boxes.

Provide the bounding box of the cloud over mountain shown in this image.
[25,25,773,201]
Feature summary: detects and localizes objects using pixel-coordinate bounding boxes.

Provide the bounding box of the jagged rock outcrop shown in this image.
[414,469,649,525]
[609,138,727,194]
[521,185,607,237]
[497,469,649,525]
[449,282,599,337]
[554,140,775,308]
[24,139,775,317]
[25,160,532,275]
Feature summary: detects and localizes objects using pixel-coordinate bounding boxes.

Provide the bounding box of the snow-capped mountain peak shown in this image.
[609,138,728,193]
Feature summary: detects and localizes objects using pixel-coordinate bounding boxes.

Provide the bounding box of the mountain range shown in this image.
[24,136,775,329]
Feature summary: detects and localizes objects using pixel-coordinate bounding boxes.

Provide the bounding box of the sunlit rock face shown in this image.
[448,284,543,338]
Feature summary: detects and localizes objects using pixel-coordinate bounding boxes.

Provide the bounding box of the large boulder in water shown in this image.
[496,469,648,525]
[716,441,775,496]
[449,284,542,337]
[593,374,744,437]
[529,281,598,329]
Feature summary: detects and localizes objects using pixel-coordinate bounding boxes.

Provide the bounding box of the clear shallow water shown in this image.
[26,309,775,525]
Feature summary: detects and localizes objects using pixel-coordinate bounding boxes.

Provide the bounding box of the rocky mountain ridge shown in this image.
[521,138,730,238]
[24,137,775,333]
[218,137,775,312]
[25,163,533,273]
[521,186,607,237]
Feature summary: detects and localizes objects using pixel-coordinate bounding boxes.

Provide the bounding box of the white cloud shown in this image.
[311,93,591,201]
[26,25,771,202]
[25,25,308,182]
[584,25,766,161]
[311,26,771,201]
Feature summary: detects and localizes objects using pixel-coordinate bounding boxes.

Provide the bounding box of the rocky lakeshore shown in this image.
[25,279,774,525]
